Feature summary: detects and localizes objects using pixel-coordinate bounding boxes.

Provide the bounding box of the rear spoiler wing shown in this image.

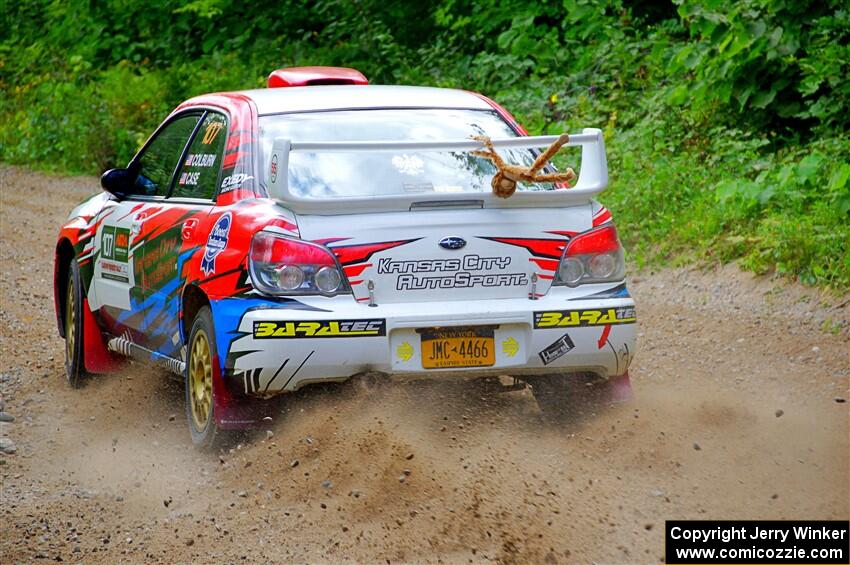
[267,128,607,214]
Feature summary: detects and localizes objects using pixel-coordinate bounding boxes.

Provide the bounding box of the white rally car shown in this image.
[55,66,636,447]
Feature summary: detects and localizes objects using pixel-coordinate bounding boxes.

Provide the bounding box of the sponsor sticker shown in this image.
[270,154,278,183]
[377,254,527,290]
[253,319,386,339]
[538,333,574,365]
[201,212,231,275]
[378,255,511,274]
[397,271,527,290]
[101,260,129,283]
[220,173,254,192]
[101,225,129,263]
[533,307,636,328]
[114,229,129,262]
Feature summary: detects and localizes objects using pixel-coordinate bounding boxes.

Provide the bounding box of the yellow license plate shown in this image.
[420,327,495,369]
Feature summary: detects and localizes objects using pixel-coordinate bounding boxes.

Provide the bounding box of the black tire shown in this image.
[528,373,600,423]
[185,306,225,449]
[64,258,88,388]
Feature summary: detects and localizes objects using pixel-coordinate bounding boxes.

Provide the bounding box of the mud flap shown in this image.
[601,371,633,404]
[212,353,276,430]
[82,298,123,374]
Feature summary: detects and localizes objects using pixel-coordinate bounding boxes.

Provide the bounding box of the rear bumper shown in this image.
[214,289,636,395]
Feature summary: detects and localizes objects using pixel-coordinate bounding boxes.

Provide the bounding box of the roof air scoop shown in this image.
[267,66,369,88]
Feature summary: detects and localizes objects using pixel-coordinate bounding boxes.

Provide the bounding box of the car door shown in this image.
[140,112,229,359]
[91,112,203,344]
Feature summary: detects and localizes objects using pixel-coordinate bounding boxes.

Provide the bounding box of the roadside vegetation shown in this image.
[1,0,848,288]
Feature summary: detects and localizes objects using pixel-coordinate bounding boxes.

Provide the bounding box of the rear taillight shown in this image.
[554,224,625,287]
[249,231,350,296]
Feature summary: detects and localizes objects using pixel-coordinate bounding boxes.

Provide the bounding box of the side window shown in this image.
[133,114,201,197]
[171,113,227,200]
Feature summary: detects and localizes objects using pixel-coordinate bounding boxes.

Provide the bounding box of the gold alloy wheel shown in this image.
[189,329,213,430]
[66,278,76,361]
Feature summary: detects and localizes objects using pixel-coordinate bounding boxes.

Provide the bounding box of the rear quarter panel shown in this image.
[54,192,113,328]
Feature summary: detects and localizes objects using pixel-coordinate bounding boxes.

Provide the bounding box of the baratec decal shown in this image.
[253,319,386,339]
[533,307,636,328]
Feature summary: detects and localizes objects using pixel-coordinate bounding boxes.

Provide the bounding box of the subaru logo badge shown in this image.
[439,236,466,250]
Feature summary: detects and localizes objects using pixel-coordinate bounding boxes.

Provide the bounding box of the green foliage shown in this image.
[671,0,850,130]
[1,0,848,288]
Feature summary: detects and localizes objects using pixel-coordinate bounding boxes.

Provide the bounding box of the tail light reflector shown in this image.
[249,231,350,296]
[555,225,625,287]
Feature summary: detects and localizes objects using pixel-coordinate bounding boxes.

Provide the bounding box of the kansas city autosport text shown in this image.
[377,254,529,290]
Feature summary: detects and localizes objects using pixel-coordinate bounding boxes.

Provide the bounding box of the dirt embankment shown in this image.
[1,166,848,563]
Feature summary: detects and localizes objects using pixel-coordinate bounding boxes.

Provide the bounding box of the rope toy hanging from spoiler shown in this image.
[471,134,577,198]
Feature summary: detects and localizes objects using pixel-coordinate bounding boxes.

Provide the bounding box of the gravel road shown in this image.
[1,166,847,563]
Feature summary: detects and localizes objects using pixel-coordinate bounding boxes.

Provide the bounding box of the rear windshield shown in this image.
[258,108,562,198]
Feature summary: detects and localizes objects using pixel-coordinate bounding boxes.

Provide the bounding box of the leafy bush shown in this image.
[1,0,847,288]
